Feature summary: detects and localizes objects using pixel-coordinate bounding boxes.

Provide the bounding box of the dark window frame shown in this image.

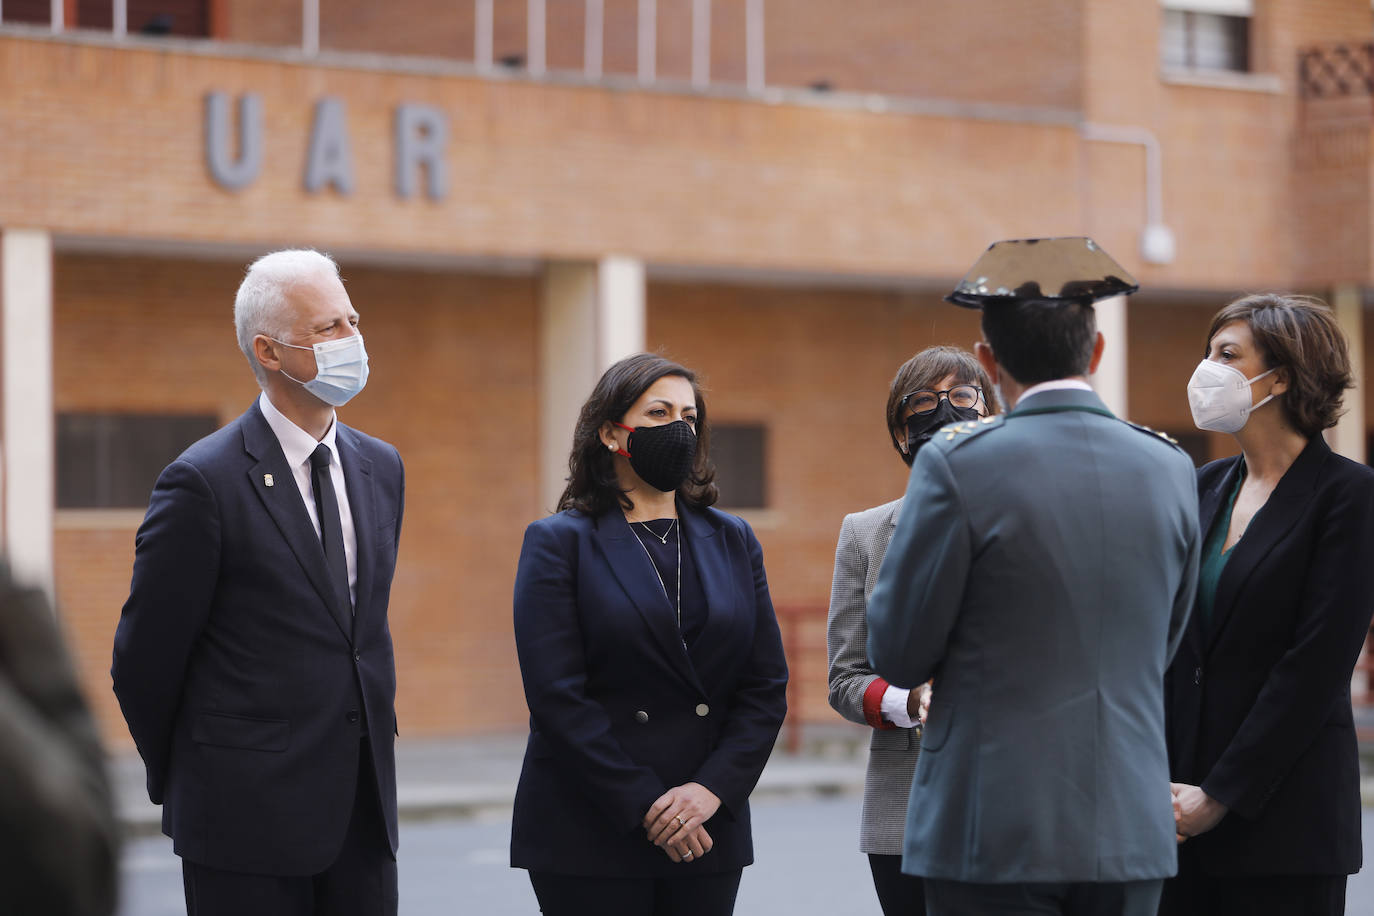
[1161,9,1251,74]
[57,411,219,509]
[710,422,767,510]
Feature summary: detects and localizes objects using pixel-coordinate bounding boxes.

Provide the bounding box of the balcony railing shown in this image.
[0,0,770,96]
[1299,42,1374,99]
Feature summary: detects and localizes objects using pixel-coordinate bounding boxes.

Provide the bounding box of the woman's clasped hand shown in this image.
[643,782,721,863]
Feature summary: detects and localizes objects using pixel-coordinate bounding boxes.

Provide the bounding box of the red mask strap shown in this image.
[613,421,633,458]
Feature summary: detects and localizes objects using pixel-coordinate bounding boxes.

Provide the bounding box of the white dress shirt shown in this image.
[1015,377,1094,406]
[258,392,358,608]
[881,683,919,729]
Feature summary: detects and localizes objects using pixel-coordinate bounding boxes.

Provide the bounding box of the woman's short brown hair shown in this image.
[885,346,999,466]
[1205,294,1353,438]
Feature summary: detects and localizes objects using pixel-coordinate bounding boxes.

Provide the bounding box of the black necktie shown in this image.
[310,443,351,615]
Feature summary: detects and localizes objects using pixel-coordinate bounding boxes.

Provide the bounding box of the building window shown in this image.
[711,424,766,510]
[58,412,218,509]
[1161,5,1250,73]
[2,1,209,36]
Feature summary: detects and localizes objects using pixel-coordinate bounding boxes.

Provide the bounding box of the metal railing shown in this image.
[774,605,829,755]
[1298,42,1374,99]
[1,0,769,95]
[471,0,765,93]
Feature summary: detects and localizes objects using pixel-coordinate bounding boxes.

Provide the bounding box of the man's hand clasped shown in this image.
[1171,782,1228,844]
[643,782,721,863]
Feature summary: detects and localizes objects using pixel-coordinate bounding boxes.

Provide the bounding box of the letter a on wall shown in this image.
[304,98,356,195]
[205,92,263,191]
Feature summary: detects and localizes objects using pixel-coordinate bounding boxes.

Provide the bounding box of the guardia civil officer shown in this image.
[868,238,1201,916]
[511,353,788,916]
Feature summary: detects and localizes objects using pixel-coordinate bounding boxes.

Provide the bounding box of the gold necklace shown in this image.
[634,519,676,544]
[629,522,680,628]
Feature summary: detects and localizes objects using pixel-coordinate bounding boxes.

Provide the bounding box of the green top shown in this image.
[1197,466,1245,632]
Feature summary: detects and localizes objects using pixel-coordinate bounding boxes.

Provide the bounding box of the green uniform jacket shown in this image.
[868,386,1199,883]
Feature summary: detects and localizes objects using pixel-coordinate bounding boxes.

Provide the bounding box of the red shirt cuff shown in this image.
[862,677,897,730]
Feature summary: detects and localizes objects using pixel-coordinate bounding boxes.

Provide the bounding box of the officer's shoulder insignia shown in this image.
[1125,420,1184,451]
[936,414,1005,448]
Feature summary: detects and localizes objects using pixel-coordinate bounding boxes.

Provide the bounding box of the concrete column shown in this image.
[1091,294,1129,418]
[1329,285,1366,463]
[1,228,55,597]
[538,257,646,514]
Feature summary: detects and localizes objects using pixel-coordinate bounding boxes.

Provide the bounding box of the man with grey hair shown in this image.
[113,249,405,916]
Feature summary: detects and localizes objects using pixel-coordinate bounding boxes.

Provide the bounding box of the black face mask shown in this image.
[904,400,980,460]
[614,420,698,493]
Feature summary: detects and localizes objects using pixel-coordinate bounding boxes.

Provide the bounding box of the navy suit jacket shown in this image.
[509,505,788,877]
[1167,435,1374,876]
[112,400,404,875]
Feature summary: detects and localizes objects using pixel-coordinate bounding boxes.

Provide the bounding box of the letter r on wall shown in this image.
[394,103,449,201]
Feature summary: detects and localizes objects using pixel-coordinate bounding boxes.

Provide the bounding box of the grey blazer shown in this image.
[827,497,919,856]
[868,388,1200,884]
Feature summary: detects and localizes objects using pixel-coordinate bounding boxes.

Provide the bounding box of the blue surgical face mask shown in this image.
[274,333,370,407]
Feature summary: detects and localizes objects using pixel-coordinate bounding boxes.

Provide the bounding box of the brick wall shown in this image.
[7,15,1371,292]
[48,255,1373,745]
[0,33,1095,284]
[23,0,1374,742]
[763,1,1083,107]
[1292,100,1373,287]
[230,0,1083,107]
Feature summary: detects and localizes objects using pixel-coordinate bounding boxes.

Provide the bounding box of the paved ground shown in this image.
[111,731,1374,914]
[117,797,1374,915]
[109,731,873,831]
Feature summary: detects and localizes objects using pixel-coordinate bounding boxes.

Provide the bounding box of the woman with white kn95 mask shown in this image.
[1161,294,1374,916]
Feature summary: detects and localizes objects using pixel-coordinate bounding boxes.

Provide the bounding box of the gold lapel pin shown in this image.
[264,473,275,488]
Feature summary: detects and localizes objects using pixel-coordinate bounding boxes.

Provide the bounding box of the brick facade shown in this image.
[228,0,1083,106]
[9,0,1374,741]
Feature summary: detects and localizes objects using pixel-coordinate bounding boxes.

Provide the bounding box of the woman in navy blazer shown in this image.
[1162,295,1374,915]
[511,353,788,915]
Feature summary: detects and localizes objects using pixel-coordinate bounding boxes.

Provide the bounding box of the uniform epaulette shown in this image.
[933,414,1005,449]
[1125,420,1185,451]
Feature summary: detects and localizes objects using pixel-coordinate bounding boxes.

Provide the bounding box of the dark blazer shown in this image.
[1166,435,1374,876]
[112,400,404,875]
[509,504,788,877]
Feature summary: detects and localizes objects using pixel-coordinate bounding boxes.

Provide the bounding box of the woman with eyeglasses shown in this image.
[1160,295,1374,916]
[825,346,997,916]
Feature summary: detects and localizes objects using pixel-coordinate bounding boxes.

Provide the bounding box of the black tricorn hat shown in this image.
[945,236,1139,309]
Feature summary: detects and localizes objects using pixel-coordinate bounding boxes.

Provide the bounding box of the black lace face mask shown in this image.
[615,420,698,492]
[904,401,980,458]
